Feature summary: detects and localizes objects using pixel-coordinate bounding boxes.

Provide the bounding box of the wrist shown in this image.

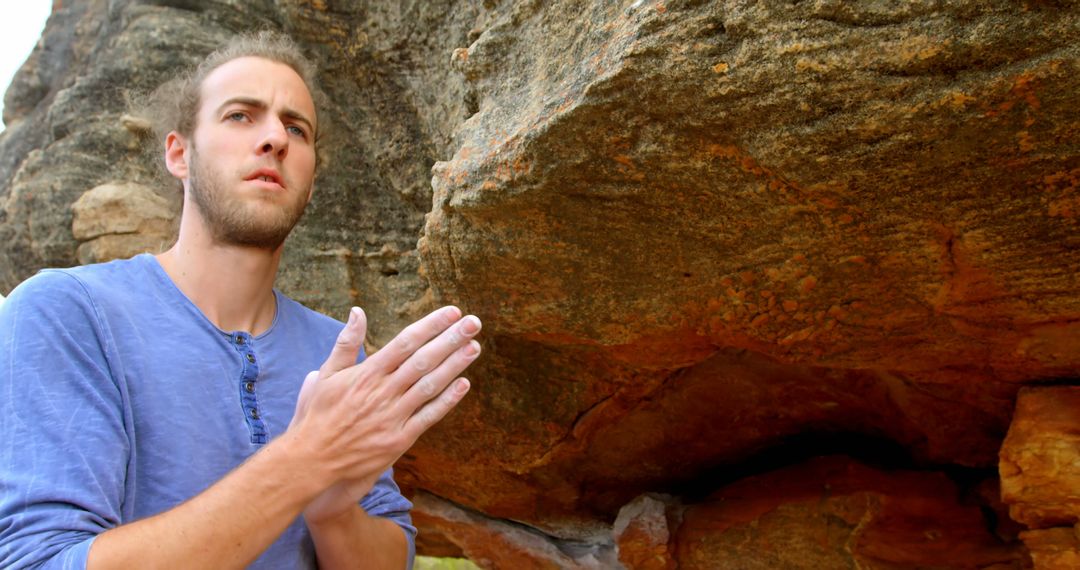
[305,500,361,529]
[266,429,337,502]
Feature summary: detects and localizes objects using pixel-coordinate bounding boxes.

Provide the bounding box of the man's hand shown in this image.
[288,305,481,523]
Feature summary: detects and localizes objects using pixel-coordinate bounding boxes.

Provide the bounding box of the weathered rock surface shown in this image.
[3,1,1079,567]
[1001,387,1080,530]
[1020,527,1080,570]
[413,0,1080,547]
[412,492,618,569]
[612,494,678,570]
[71,181,177,264]
[673,456,1025,569]
[1000,387,1080,569]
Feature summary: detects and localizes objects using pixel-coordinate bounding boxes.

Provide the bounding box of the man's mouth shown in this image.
[246,169,284,188]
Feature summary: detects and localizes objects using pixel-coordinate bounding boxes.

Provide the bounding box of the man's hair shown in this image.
[141,30,329,171]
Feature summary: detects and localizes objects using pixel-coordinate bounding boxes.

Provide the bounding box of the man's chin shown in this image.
[213,228,292,250]
[210,211,303,250]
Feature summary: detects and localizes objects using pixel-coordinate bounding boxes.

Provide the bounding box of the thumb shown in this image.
[319,306,367,379]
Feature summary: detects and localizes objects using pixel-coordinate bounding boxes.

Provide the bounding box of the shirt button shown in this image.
[250,408,260,419]
[246,354,255,364]
[237,336,245,345]
[244,382,254,393]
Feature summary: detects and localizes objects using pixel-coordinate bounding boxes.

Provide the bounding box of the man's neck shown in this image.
[156,216,282,336]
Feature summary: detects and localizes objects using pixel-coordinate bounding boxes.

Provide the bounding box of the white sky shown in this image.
[0,2,53,132]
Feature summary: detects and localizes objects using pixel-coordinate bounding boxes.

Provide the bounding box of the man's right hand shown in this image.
[287,305,481,522]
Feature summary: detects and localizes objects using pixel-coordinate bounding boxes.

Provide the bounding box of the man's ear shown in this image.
[164,131,190,180]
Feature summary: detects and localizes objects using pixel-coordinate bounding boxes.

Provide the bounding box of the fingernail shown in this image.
[456,378,471,395]
[444,306,462,321]
[347,307,359,327]
[460,316,481,335]
[464,340,481,357]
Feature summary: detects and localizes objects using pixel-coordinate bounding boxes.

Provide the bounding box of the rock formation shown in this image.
[2,1,1078,567]
[71,181,177,264]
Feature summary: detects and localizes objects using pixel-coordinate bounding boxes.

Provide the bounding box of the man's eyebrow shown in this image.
[216,97,315,132]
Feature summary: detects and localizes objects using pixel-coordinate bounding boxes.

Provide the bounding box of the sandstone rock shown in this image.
[1001,387,1080,529]
[673,456,1025,569]
[71,182,176,264]
[411,492,618,570]
[1020,527,1080,570]
[612,494,678,570]
[411,0,1079,537]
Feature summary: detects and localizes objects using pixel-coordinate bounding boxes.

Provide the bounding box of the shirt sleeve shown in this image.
[0,271,129,569]
[361,467,417,569]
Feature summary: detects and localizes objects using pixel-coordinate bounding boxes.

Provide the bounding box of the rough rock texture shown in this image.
[1000,387,1080,530]
[1000,387,1080,570]
[412,492,618,569]
[673,456,1026,569]
[1020,527,1080,570]
[71,181,177,264]
[3,1,1079,567]
[413,0,1080,558]
[612,495,678,570]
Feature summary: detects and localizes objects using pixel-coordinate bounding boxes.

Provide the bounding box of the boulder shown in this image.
[612,494,677,570]
[1000,387,1080,529]
[71,182,177,263]
[1020,527,1080,570]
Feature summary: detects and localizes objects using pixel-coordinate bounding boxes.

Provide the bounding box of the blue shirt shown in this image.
[0,254,415,569]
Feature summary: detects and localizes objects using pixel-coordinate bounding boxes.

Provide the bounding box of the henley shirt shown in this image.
[0,254,416,569]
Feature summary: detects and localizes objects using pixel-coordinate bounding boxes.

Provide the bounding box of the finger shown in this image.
[319,307,367,379]
[398,340,480,414]
[290,370,320,428]
[365,306,462,372]
[392,315,481,389]
[403,377,471,438]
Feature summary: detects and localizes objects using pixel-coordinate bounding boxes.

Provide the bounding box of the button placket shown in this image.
[231,332,267,444]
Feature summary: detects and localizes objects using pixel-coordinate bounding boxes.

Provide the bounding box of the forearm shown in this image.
[308,505,409,570]
[86,433,326,570]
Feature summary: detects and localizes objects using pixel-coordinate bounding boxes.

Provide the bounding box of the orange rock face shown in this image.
[1000,387,1080,529]
[1021,527,1080,570]
[413,4,1080,550]
[613,495,678,570]
[674,457,1025,569]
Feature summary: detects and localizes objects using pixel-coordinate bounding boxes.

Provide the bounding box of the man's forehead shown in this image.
[199,56,316,119]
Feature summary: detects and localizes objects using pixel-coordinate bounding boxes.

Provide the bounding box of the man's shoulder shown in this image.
[26,255,148,289]
[4,255,153,313]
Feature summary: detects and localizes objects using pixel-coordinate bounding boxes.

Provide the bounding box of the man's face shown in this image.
[182,56,318,250]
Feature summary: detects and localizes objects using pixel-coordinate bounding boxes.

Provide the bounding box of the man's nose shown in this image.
[257,121,289,158]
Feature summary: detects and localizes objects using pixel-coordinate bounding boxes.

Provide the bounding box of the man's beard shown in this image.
[188,148,310,250]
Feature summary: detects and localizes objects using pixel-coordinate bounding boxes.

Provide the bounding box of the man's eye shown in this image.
[226,112,247,122]
[287,125,307,138]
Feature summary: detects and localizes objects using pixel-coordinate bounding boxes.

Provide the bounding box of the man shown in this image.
[0,32,480,569]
